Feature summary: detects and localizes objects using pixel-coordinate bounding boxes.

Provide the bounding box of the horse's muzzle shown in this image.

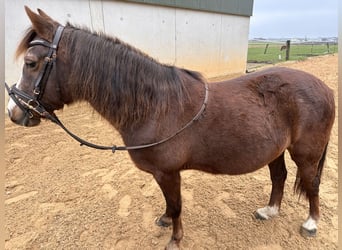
[6,82,42,127]
[7,104,41,127]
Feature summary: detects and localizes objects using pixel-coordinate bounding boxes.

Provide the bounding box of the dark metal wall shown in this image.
[125,0,254,16]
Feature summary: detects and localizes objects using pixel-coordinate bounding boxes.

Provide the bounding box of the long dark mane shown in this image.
[16,23,205,129]
[65,23,205,129]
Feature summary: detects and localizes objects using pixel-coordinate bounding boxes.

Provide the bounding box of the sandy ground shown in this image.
[5,54,338,249]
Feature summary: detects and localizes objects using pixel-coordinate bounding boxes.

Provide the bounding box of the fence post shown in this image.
[264,44,269,54]
[285,40,291,60]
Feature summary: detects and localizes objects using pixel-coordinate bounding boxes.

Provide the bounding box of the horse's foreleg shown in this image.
[153,170,183,249]
[255,152,287,220]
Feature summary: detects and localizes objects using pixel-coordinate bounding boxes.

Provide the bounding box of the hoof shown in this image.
[254,205,279,220]
[156,215,172,227]
[254,211,268,220]
[300,226,317,237]
[301,216,317,237]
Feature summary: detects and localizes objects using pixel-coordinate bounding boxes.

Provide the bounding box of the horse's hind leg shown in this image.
[255,152,287,220]
[290,143,328,237]
[153,170,183,250]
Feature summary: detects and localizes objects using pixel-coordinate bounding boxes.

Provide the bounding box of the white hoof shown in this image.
[255,205,279,220]
[300,216,317,237]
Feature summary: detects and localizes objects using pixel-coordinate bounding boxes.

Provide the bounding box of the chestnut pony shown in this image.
[7,7,335,249]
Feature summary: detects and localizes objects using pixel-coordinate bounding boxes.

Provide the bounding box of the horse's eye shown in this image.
[25,61,37,68]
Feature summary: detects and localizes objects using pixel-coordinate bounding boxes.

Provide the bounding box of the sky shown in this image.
[249,0,338,39]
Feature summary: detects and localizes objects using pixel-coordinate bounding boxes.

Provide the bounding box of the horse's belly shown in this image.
[189,154,269,175]
[188,131,289,175]
[191,157,271,175]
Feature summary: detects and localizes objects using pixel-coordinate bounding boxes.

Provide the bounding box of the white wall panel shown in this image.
[102,1,176,64]
[175,9,223,76]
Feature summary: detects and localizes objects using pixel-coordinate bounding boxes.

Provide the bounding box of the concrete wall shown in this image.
[5,0,251,103]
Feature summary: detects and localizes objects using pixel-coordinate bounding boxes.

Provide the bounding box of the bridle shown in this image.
[5,25,65,119]
[5,25,209,153]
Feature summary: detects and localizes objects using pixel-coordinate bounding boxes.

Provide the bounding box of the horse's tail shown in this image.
[294,143,328,199]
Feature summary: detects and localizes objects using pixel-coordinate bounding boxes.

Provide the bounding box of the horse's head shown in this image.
[7,6,68,126]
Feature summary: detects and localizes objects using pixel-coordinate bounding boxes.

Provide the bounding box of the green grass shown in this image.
[247,42,338,63]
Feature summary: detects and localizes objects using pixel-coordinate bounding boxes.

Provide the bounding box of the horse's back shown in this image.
[212,67,335,129]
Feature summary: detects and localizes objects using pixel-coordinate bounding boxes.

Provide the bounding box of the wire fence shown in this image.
[247,40,338,64]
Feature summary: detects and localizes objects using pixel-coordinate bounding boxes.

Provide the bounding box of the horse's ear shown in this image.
[24,6,56,42]
[37,8,54,21]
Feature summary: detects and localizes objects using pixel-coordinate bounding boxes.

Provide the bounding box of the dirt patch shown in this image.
[5,54,338,249]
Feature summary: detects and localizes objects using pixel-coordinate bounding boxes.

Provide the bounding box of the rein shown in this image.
[6,25,209,153]
[46,82,208,153]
